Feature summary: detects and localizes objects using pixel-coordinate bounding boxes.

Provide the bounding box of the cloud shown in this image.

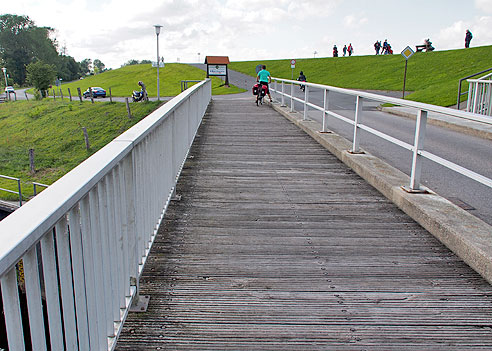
[343,14,368,28]
[5,0,489,68]
[475,0,492,13]
[287,0,341,19]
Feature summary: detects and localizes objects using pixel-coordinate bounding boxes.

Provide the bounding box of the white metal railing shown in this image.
[0,78,212,350]
[0,176,50,207]
[0,175,23,207]
[271,78,492,192]
[467,72,492,116]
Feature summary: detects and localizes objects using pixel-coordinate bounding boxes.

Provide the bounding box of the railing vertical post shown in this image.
[106,170,121,323]
[480,82,487,114]
[457,80,462,109]
[125,149,140,304]
[96,180,115,339]
[17,179,22,207]
[55,217,78,349]
[486,82,492,116]
[40,231,64,351]
[281,81,285,106]
[1,270,25,350]
[290,82,294,112]
[466,81,473,112]
[303,85,309,120]
[322,89,329,132]
[472,82,479,113]
[352,96,364,153]
[69,205,91,350]
[80,195,101,349]
[24,247,48,351]
[87,188,109,351]
[409,109,428,191]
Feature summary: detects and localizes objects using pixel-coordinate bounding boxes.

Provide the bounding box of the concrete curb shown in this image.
[380,106,492,141]
[271,102,492,285]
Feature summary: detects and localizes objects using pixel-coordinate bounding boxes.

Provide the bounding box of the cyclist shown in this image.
[256,65,272,102]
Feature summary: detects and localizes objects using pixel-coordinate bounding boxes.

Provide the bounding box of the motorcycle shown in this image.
[132,90,144,102]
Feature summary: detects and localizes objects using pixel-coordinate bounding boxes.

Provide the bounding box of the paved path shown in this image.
[116,99,492,350]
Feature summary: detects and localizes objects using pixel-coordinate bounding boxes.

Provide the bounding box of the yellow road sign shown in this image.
[401,46,415,60]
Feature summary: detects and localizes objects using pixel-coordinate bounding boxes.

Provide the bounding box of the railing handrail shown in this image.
[270,77,492,192]
[273,77,492,125]
[0,78,210,276]
[457,67,492,109]
[467,76,492,83]
[0,174,23,207]
[180,80,202,92]
[0,79,212,350]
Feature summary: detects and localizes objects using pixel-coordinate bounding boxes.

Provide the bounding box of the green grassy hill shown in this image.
[59,63,244,97]
[229,45,492,106]
[0,100,161,200]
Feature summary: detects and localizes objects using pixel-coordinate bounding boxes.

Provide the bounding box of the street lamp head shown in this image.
[154,25,162,35]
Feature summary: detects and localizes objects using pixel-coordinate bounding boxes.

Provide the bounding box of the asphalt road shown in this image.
[194,64,492,225]
[11,87,166,103]
[286,87,491,225]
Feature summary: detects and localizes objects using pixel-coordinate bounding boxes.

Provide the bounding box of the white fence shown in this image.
[0,79,211,350]
[467,72,492,116]
[271,78,492,192]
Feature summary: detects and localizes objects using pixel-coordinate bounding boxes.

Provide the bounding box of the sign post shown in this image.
[400,46,415,99]
[290,59,296,80]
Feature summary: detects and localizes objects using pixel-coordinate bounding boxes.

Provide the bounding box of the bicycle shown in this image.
[255,83,268,106]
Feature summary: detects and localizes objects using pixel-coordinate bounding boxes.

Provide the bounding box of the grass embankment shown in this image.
[229,45,492,106]
[57,63,245,97]
[0,100,161,200]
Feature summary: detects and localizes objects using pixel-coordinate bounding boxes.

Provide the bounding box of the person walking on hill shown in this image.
[382,39,388,54]
[256,65,272,102]
[465,30,473,48]
[343,45,347,56]
[333,45,338,57]
[348,43,353,56]
[374,40,381,55]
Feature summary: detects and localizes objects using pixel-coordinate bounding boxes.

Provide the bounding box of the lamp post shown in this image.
[154,24,163,101]
[1,68,7,87]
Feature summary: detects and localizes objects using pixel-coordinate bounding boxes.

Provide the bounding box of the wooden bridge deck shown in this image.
[116,99,492,350]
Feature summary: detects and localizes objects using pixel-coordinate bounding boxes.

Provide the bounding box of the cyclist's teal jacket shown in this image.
[257,69,271,82]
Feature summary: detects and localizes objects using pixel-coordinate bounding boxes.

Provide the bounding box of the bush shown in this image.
[33,89,42,100]
[26,61,56,94]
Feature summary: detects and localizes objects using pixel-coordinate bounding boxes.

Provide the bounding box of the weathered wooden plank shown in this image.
[116,100,492,350]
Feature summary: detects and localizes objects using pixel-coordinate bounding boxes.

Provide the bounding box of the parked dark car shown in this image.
[83,87,106,98]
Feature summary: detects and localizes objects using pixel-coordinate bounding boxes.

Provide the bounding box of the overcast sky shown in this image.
[3,0,492,69]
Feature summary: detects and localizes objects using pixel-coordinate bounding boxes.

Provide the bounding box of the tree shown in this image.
[79,58,92,76]
[0,14,59,85]
[26,61,56,98]
[123,59,140,66]
[93,59,105,73]
[57,55,80,81]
